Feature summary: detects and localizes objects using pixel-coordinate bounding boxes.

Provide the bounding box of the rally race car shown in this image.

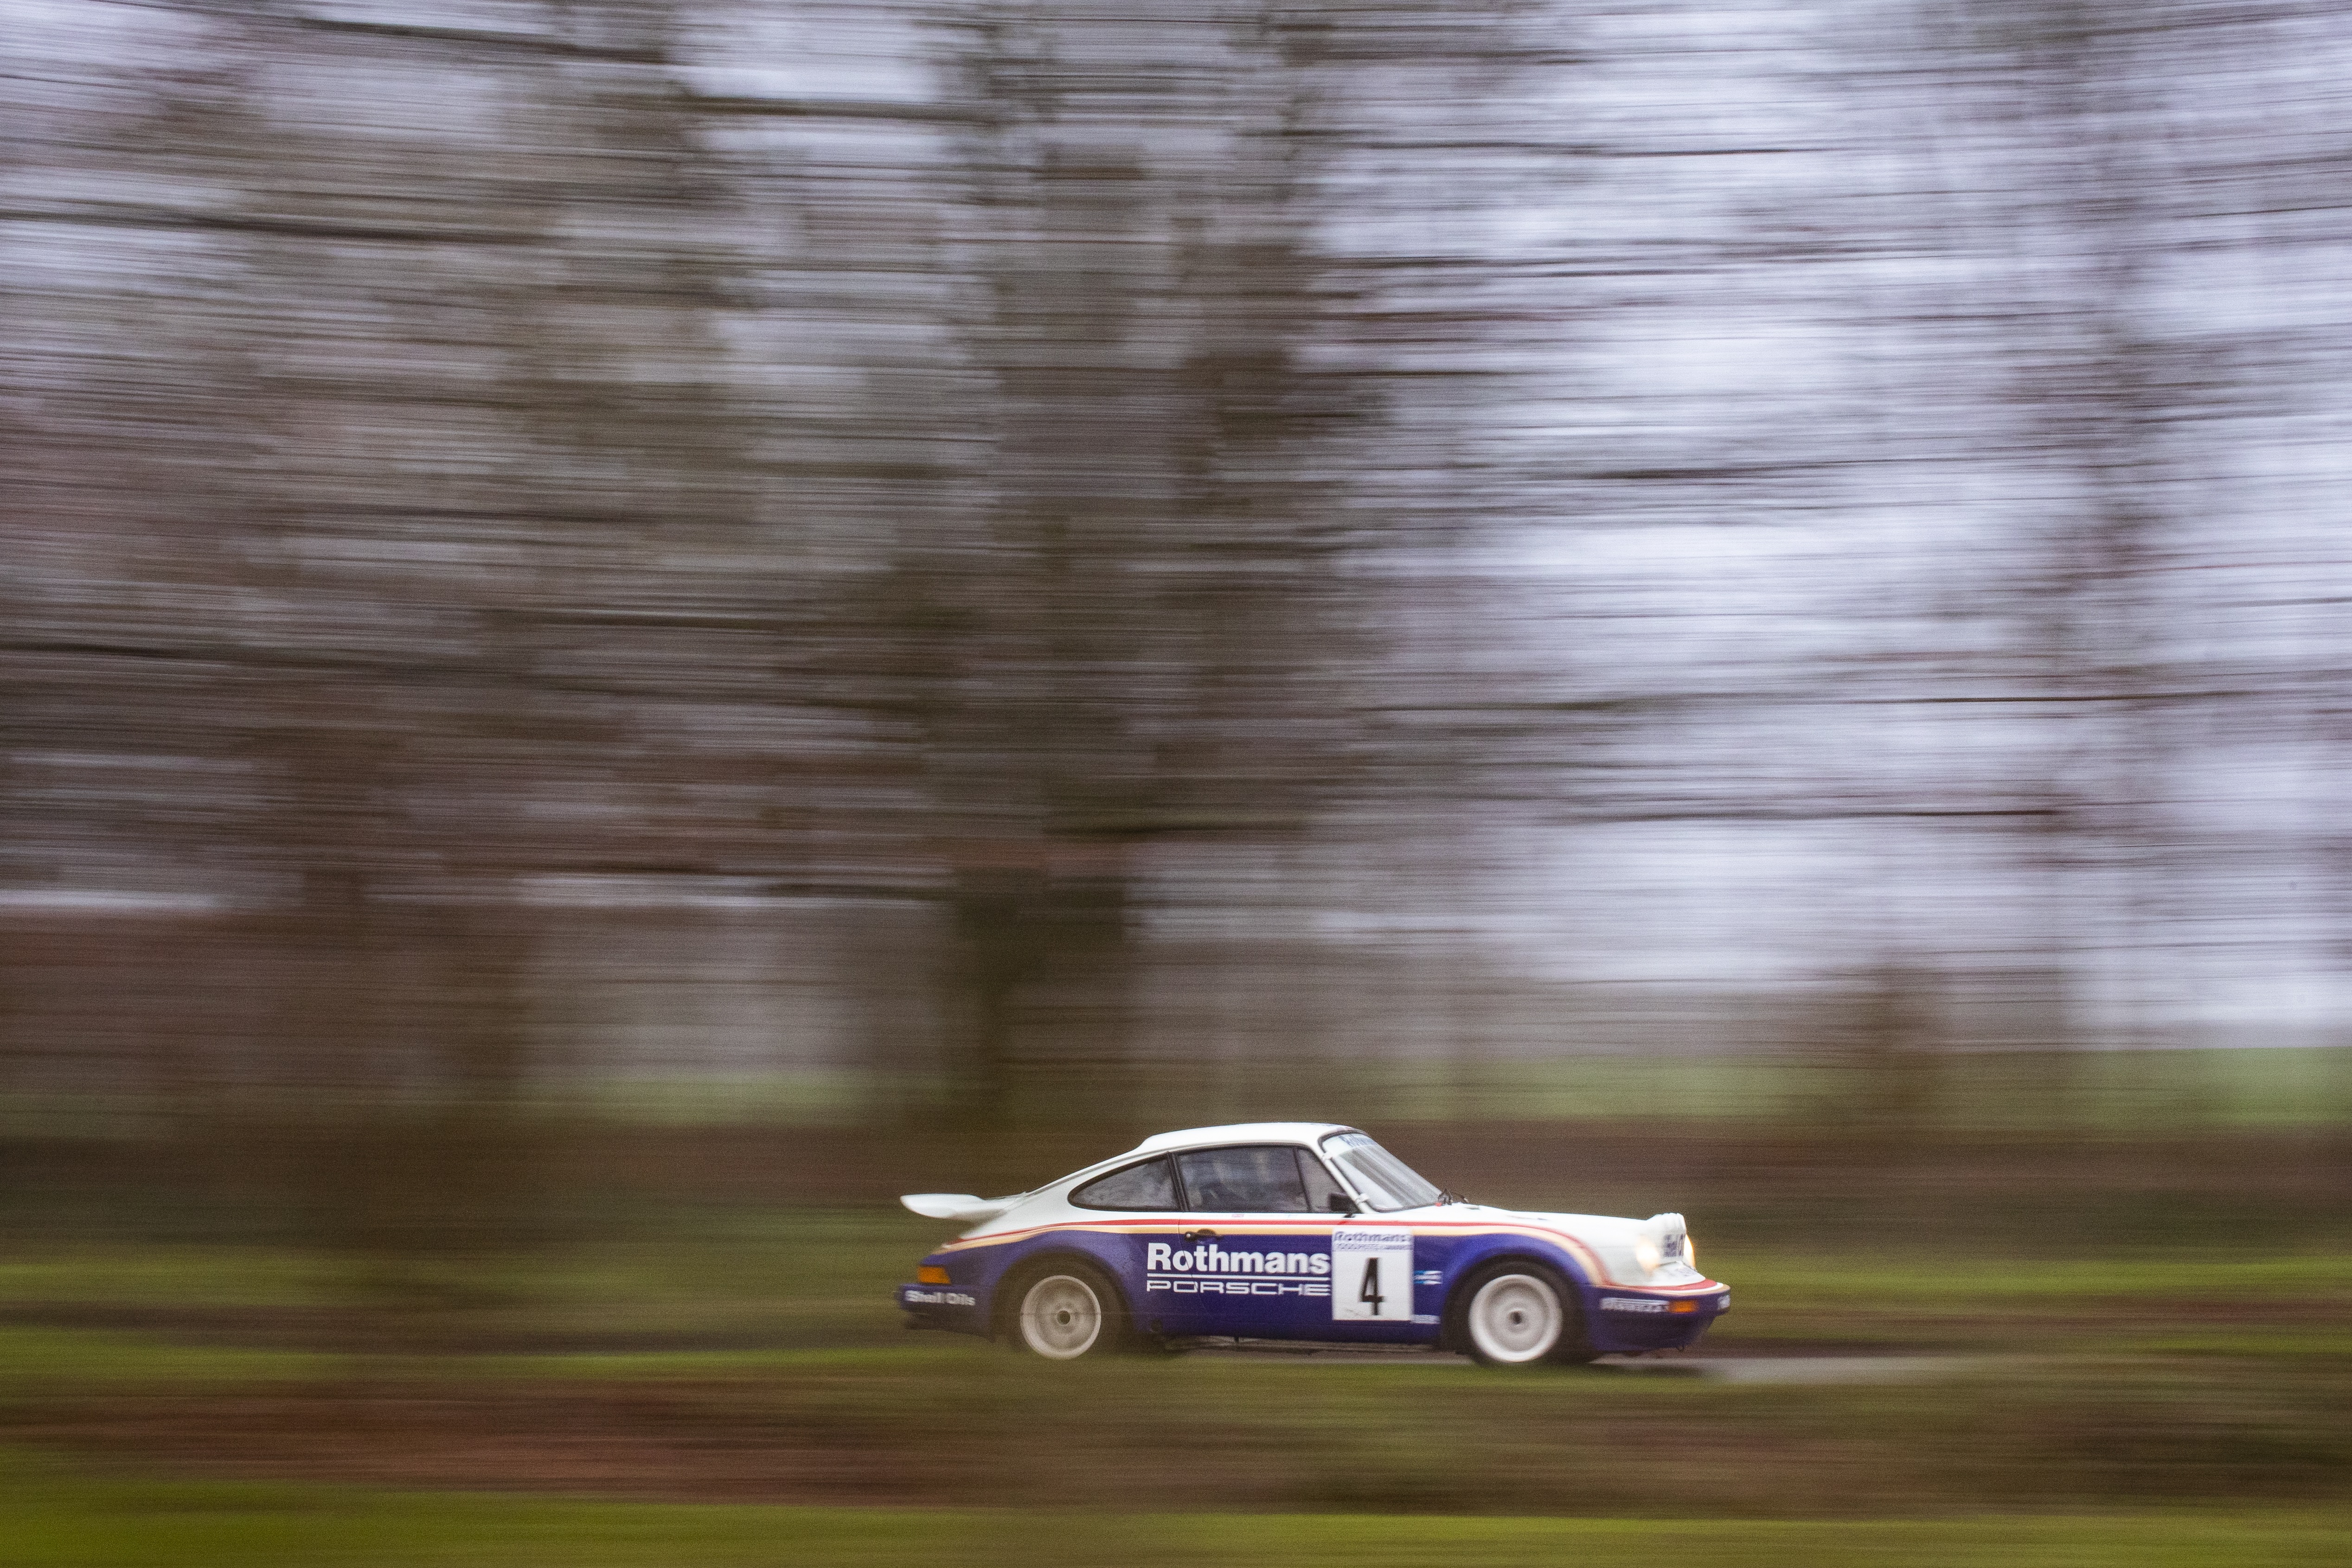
[896,1122,1726,1365]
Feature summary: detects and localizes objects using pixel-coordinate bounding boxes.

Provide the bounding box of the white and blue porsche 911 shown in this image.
[896,1122,1727,1365]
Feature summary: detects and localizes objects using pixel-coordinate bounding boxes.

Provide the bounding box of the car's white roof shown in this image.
[1129,1122,1354,1155]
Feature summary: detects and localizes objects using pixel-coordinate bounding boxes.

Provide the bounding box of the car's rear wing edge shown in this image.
[901,1192,1019,1225]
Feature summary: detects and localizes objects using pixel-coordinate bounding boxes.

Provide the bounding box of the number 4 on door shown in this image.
[1332,1229,1412,1321]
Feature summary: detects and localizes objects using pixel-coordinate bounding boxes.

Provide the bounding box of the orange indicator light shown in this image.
[916,1265,952,1285]
[1669,1299,1698,1314]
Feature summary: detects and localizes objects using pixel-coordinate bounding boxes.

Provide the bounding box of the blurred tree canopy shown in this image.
[5,0,2352,1181]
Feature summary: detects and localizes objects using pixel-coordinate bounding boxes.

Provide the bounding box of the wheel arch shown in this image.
[988,1243,1132,1342]
[1436,1243,1593,1355]
[1447,1234,1597,1293]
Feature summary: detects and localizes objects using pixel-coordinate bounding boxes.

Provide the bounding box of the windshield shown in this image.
[1320,1132,1443,1212]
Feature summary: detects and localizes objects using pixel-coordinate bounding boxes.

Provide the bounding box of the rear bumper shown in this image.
[897,1282,989,1336]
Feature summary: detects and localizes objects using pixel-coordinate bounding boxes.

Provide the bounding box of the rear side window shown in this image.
[1070,1156,1176,1211]
[1175,1145,1314,1212]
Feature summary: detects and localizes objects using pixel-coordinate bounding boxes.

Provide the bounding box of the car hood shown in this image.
[1404,1204,1708,1289]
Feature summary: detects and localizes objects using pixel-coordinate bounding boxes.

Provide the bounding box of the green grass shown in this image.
[0,1214,2344,1520]
[0,1248,335,1310]
[0,1210,947,1357]
[8,1049,2347,1139]
[3,1341,2342,1515]
[0,1460,2343,1568]
[559,1046,2352,1130]
[1350,1045,2352,1129]
[0,1327,335,1388]
[1701,1246,2352,1351]
[1,1092,2342,1558]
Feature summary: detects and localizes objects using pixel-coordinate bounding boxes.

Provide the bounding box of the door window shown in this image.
[1175,1145,1316,1212]
[1296,1148,1353,1213]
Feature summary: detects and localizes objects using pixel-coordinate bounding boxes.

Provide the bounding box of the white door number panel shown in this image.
[1331,1228,1415,1321]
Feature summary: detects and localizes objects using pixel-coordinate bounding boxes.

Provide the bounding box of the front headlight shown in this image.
[1634,1238,1663,1274]
[1682,1233,1697,1273]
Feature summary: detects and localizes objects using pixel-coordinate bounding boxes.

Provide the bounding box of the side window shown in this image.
[1070,1156,1176,1211]
[1175,1145,1311,1213]
[1295,1147,1352,1213]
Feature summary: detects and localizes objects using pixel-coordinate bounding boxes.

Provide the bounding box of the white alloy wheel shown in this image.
[1465,1272,1564,1364]
[1018,1273,1107,1360]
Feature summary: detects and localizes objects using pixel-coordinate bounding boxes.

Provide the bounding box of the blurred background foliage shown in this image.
[3,0,2351,1560]
[11,0,2352,1149]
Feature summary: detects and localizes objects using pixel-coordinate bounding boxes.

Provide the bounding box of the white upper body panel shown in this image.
[899,1124,1710,1290]
[1130,1122,1354,1154]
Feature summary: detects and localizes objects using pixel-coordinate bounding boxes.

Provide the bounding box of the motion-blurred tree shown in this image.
[6,0,2352,1222]
[889,6,1373,1136]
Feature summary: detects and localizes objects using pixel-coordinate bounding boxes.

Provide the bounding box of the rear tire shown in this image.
[1448,1261,1595,1367]
[1006,1261,1131,1360]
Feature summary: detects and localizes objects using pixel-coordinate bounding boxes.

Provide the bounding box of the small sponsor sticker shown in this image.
[1332,1229,1414,1253]
[902,1288,977,1307]
[1599,1295,1669,1314]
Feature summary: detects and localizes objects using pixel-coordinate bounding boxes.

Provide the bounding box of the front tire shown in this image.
[1449,1261,1594,1367]
[1010,1264,1127,1360]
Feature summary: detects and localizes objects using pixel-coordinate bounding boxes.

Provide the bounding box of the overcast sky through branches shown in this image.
[7,0,2352,1110]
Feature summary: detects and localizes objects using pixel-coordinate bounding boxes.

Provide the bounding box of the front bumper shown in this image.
[1588,1285,1730,1354]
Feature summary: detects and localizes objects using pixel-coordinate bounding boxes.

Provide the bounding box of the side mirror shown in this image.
[1326,1193,1359,1216]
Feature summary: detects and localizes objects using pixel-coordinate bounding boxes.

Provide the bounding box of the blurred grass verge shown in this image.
[4,1219,2346,1359]
[0,1056,2342,1525]
[4,1347,2346,1514]
[0,1457,2344,1568]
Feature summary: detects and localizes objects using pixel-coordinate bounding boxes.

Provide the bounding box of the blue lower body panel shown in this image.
[899,1227,1730,1357]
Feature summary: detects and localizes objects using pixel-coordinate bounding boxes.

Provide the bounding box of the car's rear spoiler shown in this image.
[900,1193,1019,1225]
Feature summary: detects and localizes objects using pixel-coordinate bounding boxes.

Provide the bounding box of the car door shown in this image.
[1157,1144,1352,1340]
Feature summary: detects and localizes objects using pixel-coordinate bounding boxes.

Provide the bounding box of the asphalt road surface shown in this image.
[1190,1346,1987,1383]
